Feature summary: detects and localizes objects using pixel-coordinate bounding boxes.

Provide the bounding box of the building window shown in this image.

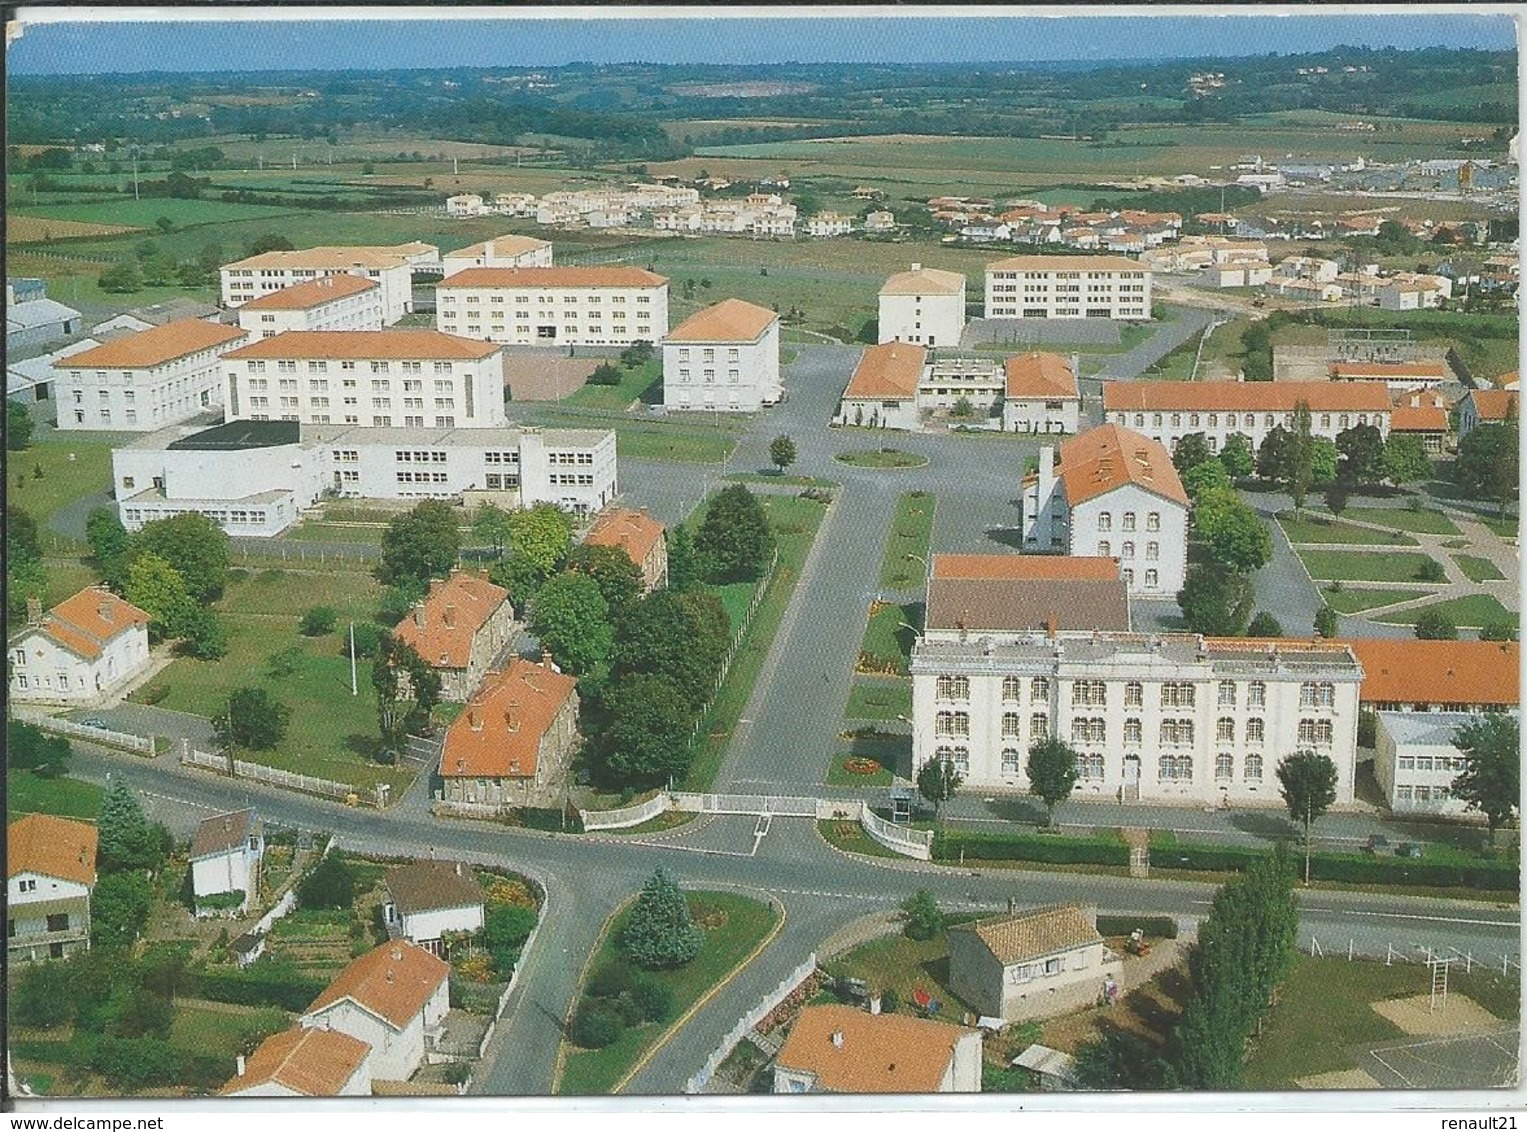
[1002,676,1022,702]
[1245,753,1263,781]
[1122,512,1136,532]
[1160,719,1194,746]
[1246,718,1265,744]
[1297,718,1334,746]
[1098,541,1111,558]
[1097,512,1112,532]
[1079,753,1104,779]
[1124,681,1143,708]
[1217,717,1235,742]
[1160,682,1195,709]
[1030,677,1050,700]
[1158,754,1193,781]
[1218,680,1237,707]
[1123,718,1142,745]
[1215,753,1234,780]
[1071,680,1107,707]
[934,711,969,738]
[1030,714,1049,741]
[1121,541,1135,560]
[1001,748,1022,775]
[1300,681,1336,708]
[1248,681,1266,708]
[936,674,970,701]
[1001,713,1021,739]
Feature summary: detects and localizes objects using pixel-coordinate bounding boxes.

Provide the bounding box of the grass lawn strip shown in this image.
[817,818,901,858]
[1296,549,1443,584]
[6,772,104,821]
[844,678,912,721]
[1322,587,1431,615]
[1277,514,1417,547]
[555,891,780,1095]
[834,448,929,469]
[1374,593,1517,629]
[1480,516,1518,539]
[563,360,661,411]
[820,924,975,1019]
[1451,554,1505,583]
[878,491,936,588]
[10,434,118,537]
[1337,507,1461,536]
[858,601,919,677]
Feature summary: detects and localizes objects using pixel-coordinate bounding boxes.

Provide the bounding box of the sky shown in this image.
[7,7,1519,75]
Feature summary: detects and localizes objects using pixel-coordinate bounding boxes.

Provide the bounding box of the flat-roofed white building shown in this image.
[911,631,1363,804]
[53,318,247,431]
[806,213,853,237]
[1002,352,1080,434]
[662,298,780,412]
[879,263,966,347]
[220,245,432,324]
[440,236,553,277]
[436,266,668,347]
[1372,710,1489,817]
[1102,380,1391,455]
[221,330,506,429]
[235,274,384,337]
[111,419,618,536]
[985,256,1151,321]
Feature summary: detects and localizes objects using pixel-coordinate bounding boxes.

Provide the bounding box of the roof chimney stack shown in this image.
[26,596,43,626]
[831,1031,844,1049]
[414,605,426,630]
[98,593,113,623]
[468,709,483,732]
[506,703,520,733]
[443,604,457,629]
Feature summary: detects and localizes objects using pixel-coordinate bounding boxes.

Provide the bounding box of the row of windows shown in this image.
[1395,785,1451,803]
[1122,411,1377,432]
[1396,755,1467,772]
[397,471,450,484]
[1094,541,1161,560]
[1095,512,1163,532]
[549,452,596,465]
[551,474,597,486]
[441,292,654,304]
[943,750,1267,782]
[396,451,449,464]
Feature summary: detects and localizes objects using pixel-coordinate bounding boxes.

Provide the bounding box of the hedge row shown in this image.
[11,1036,229,1093]
[1149,843,1518,891]
[932,830,1130,866]
[1096,914,1179,940]
[516,805,585,833]
[191,965,327,1012]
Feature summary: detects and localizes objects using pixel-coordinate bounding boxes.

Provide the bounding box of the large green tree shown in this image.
[87,507,134,592]
[1288,401,1315,509]
[597,673,695,785]
[133,512,229,602]
[1180,459,1231,502]
[372,634,438,750]
[665,525,702,592]
[6,398,36,450]
[1455,420,1520,515]
[1256,425,1292,485]
[530,571,613,678]
[1025,736,1080,828]
[1451,714,1520,847]
[212,686,291,751]
[125,552,198,642]
[1381,433,1433,486]
[97,780,166,874]
[379,500,460,588]
[6,503,48,622]
[1276,750,1338,883]
[1218,433,1256,480]
[696,484,774,583]
[1176,563,1253,637]
[7,720,71,778]
[91,870,154,947]
[621,868,704,970]
[567,542,645,615]
[611,588,730,710]
[1191,489,1272,574]
[769,434,797,474]
[1335,422,1386,484]
[1171,432,1212,475]
[297,851,355,910]
[916,756,963,824]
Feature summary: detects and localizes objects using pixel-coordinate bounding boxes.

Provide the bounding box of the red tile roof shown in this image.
[1058,424,1188,508]
[439,659,578,780]
[220,1026,371,1096]
[392,571,511,670]
[1466,389,1518,422]
[879,266,966,296]
[842,342,926,401]
[775,1005,977,1093]
[932,554,1119,581]
[13,586,151,661]
[447,235,552,259]
[57,319,245,370]
[437,266,667,289]
[1345,639,1518,706]
[222,330,501,361]
[584,507,665,570]
[238,274,379,310]
[1004,352,1078,400]
[664,298,777,343]
[304,941,450,1031]
[1103,380,1392,414]
[1331,362,1448,381]
[8,814,97,886]
[1389,406,1448,433]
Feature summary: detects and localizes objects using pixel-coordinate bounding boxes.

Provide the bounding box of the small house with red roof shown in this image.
[585,506,668,593]
[1457,388,1518,441]
[221,1025,373,1097]
[1001,352,1080,435]
[438,657,579,809]
[8,587,151,704]
[772,1005,981,1094]
[392,570,518,702]
[8,814,98,963]
[299,940,450,1082]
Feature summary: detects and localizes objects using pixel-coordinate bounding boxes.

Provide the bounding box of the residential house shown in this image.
[947,904,1122,1021]
[1021,424,1190,597]
[1457,388,1518,440]
[299,941,450,1082]
[221,245,432,324]
[1002,352,1080,434]
[221,1026,372,1097]
[436,267,668,348]
[8,588,152,704]
[585,506,668,593]
[1378,276,1450,311]
[221,329,508,430]
[7,814,97,964]
[382,860,485,956]
[1330,361,1450,394]
[1372,710,1507,817]
[662,298,782,412]
[393,571,518,702]
[985,255,1151,321]
[190,808,264,915]
[53,318,247,431]
[878,264,966,348]
[806,213,853,238]
[437,658,580,809]
[446,193,487,218]
[834,341,925,430]
[911,632,1363,802]
[863,210,896,234]
[235,275,384,337]
[110,419,618,534]
[1345,639,1519,713]
[440,236,553,278]
[1389,404,1449,454]
[772,1005,981,1094]
[1205,261,1274,288]
[1102,380,1392,454]
[1266,277,1344,303]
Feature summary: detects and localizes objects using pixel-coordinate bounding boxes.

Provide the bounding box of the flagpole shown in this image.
[350,622,358,696]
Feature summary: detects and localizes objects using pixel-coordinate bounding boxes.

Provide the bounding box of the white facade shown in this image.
[878,264,967,348]
[436,267,668,347]
[807,213,853,237]
[1103,384,1392,455]
[191,842,263,911]
[440,236,553,278]
[398,903,484,948]
[1205,262,1274,288]
[235,278,385,337]
[1003,394,1080,435]
[864,210,896,233]
[1373,710,1507,817]
[221,246,427,324]
[221,331,507,429]
[8,592,152,704]
[985,256,1151,320]
[7,872,90,963]
[662,300,781,413]
[446,193,487,217]
[301,980,448,1083]
[910,634,1363,804]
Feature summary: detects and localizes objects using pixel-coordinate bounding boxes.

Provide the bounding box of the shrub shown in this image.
[879,988,900,1014]
[621,868,704,970]
[587,362,623,386]
[135,683,171,705]
[587,961,636,999]
[517,805,584,833]
[570,1001,625,1049]
[1415,559,1447,583]
[297,851,355,910]
[900,890,943,941]
[933,830,1130,866]
[629,972,675,1022]
[443,1061,471,1086]
[1095,915,1179,940]
[300,606,339,636]
[188,962,326,1012]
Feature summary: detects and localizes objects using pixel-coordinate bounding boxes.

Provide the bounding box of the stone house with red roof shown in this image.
[393,571,518,702]
[8,587,152,704]
[1457,388,1518,441]
[585,506,668,593]
[1001,352,1080,434]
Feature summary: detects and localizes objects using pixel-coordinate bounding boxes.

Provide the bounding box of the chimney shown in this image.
[869,994,882,1015]
[910,262,922,272]
[1046,614,1058,640]
[506,703,520,733]
[443,604,457,629]
[831,1031,844,1049]
[386,969,394,984]
[26,596,43,625]
[98,595,113,623]
[957,617,967,644]
[392,946,403,960]
[414,605,426,630]
[236,1055,246,1078]
[468,709,483,732]
[541,648,553,668]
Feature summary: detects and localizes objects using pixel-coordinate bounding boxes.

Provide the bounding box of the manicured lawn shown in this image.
[844,678,912,721]
[525,407,743,465]
[1452,554,1505,582]
[1322,587,1430,614]
[6,772,103,821]
[1374,593,1517,629]
[1296,549,1443,583]
[817,818,900,859]
[1244,956,1520,1088]
[1338,507,1461,536]
[820,925,975,1018]
[858,601,919,677]
[724,472,839,488]
[834,448,929,469]
[825,754,895,788]
[167,1005,285,1061]
[8,433,118,537]
[682,494,828,791]
[45,557,106,607]
[708,580,756,635]
[878,491,936,588]
[1277,513,1417,547]
[1481,516,1518,539]
[563,360,661,411]
[557,891,779,1095]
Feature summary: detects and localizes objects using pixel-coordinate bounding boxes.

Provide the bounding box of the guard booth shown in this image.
[889,783,914,824]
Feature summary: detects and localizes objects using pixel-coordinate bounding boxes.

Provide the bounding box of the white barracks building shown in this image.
[440,236,553,278]
[221,330,507,429]
[662,298,781,412]
[220,244,434,324]
[1102,381,1392,455]
[235,274,385,337]
[878,263,967,347]
[985,255,1151,320]
[436,266,669,347]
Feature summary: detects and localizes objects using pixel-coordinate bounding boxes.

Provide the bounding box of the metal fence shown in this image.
[685,953,819,1094]
[859,805,934,860]
[1306,935,1520,976]
[182,747,380,806]
[14,711,154,755]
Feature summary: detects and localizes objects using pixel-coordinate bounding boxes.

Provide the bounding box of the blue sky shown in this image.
[8,9,1517,75]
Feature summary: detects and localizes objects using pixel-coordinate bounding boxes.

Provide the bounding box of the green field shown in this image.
[9,433,120,537]
[1374,593,1516,629]
[1277,514,1418,547]
[557,891,779,1095]
[1481,516,1518,539]
[844,678,912,722]
[858,601,919,677]
[1337,507,1461,536]
[879,491,936,588]
[1297,549,1443,583]
[563,360,661,411]
[12,197,304,230]
[1322,587,1430,615]
[1452,554,1506,583]
[6,772,104,821]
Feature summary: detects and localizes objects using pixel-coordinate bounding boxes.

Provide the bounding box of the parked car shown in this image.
[78,716,108,729]
[1395,842,1425,859]
[1363,834,1390,855]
